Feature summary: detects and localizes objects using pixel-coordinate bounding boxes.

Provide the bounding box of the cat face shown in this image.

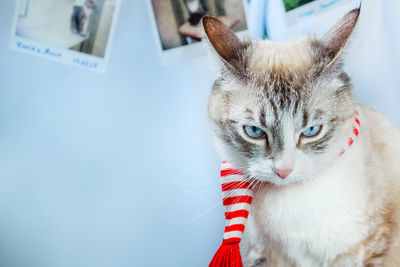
[203,10,360,185]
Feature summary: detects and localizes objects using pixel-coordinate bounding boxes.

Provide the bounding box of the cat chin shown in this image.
[254,175,303,186]
[253,169,317,186]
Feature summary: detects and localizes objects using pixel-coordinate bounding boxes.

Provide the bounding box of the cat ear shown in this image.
[201,16,246,67]
[322,8,360,59]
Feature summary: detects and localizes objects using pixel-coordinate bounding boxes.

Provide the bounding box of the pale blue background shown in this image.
[0,0,399,267]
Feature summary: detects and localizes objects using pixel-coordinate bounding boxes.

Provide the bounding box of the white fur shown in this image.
[246,142,368,266]
[239,106,400,266]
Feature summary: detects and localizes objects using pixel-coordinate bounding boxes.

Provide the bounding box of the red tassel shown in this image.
[209,240,243,267]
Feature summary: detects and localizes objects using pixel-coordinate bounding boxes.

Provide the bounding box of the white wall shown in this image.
[0,1,223,266]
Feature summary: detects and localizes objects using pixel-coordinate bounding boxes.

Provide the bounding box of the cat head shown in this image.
[203,9,360,185]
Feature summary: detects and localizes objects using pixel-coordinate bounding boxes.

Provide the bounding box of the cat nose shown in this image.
[273,168,293,179]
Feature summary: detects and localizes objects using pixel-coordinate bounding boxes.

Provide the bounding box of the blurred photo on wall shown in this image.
[282,0,352,27]
[147,0,248,65]
[283,0,316,12]
[9,0,121,73]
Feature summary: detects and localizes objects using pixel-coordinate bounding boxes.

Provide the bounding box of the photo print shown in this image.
[283,0,316,12]
[282,0,353,26]
[9,0,121,73]
[148,0,248,65]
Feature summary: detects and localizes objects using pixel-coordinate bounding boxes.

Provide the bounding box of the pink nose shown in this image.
[274,168,293,179]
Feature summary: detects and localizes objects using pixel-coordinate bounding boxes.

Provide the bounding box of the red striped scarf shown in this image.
[209,110,360,267]
[209,160,252,267]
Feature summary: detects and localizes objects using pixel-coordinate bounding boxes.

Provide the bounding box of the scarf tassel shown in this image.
[209,240,243,267]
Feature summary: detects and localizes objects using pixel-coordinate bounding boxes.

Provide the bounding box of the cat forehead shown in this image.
[248,38,315,74]
[212,38,343,121]
[222,78,303,116]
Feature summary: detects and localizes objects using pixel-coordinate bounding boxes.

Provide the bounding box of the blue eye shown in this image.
[302,125,322,137]
[244,125,266,139]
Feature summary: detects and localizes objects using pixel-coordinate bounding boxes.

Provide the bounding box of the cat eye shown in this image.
[243,125,266,139]
[301,125,322,137]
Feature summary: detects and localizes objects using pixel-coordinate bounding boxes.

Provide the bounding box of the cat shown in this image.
[202,8,400,266]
